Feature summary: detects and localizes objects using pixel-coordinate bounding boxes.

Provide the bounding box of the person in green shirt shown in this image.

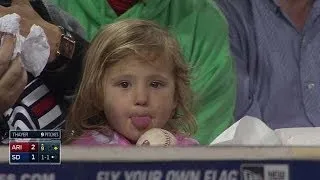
[52,0,236,145]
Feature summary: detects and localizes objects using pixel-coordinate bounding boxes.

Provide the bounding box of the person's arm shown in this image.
[216,0,256,120]
[34,0,89,99]
[0,35,27,114]
[0,0,88,100]
[42,30,88,98]
[0,35,27,138]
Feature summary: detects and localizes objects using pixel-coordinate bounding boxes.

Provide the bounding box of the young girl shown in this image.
[63,19,199,146]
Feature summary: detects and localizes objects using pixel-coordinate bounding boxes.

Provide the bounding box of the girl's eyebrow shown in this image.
[147,74,170,81]
[110,74,134,81]
[110,74,170,81]
[108,72,172,84]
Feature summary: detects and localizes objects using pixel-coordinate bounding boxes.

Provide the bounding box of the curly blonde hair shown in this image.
[63,19,197,143]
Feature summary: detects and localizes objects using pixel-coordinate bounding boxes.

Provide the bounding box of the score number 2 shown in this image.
[31,144,35,151]
[29,142,38,152]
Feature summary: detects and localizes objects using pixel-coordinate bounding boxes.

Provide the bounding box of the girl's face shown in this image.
[102,56,177,142]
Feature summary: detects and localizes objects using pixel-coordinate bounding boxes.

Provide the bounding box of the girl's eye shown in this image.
[150,81,164,88]
[119,81,130,88]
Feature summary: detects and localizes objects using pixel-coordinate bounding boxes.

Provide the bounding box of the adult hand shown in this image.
[0,0,62,62]
[0,34,27,114]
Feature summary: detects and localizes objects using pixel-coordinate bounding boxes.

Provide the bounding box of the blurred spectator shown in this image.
[217,0,320,128]
[0,0,88,141]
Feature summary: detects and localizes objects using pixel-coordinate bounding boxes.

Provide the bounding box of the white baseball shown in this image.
[136,128,177,146]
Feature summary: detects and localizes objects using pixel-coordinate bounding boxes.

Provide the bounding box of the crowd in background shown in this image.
[0,0,317,146]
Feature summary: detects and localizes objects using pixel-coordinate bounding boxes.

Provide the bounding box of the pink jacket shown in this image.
[71,130,199,146]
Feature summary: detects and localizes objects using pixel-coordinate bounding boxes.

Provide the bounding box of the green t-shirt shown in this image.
[52,0,236,144]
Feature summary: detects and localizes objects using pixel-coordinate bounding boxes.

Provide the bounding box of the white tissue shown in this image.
[210,116,320,146]
[210,116,282,146]
[22,25,50,77]
[274,127,320,146]
[0,13,50,77]
[0,13,20,33]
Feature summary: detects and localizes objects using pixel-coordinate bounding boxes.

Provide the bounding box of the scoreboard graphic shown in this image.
[9,130,61,165]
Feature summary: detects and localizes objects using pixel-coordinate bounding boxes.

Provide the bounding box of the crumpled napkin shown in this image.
[210,116,282,146]
[210,116,320,146]
[0,13,50,77]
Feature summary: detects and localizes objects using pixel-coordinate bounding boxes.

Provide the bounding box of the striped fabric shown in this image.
[3,78,65,131]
